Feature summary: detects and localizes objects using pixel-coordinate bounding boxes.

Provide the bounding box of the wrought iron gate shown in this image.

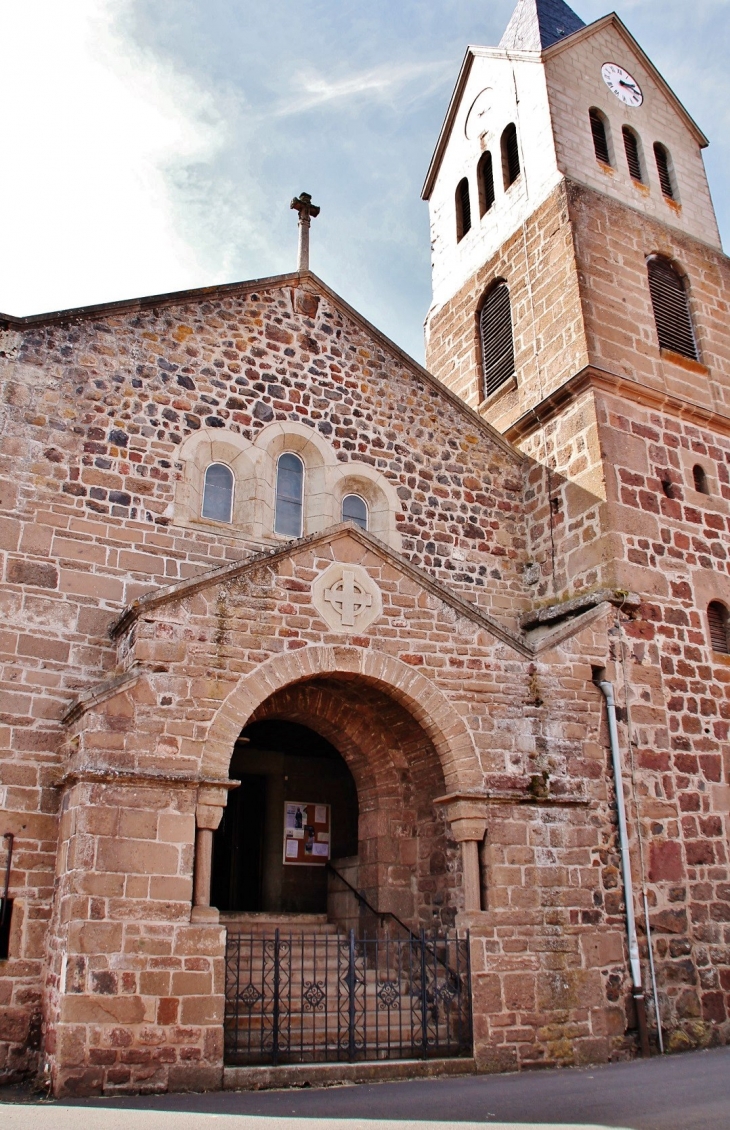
[224,928,472,1065]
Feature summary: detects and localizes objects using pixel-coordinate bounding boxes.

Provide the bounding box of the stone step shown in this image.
[223,913,340,936]
[223,1059,476,1089]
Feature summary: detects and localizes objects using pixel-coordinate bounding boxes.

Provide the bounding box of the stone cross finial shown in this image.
[290,191,320,272]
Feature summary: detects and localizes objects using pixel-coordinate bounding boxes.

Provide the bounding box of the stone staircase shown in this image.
[222,913,471,1066]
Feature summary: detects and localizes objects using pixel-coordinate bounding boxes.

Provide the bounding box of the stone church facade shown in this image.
[1,0,729,1096]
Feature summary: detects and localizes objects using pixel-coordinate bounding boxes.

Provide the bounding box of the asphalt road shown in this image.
[2,1046,729,1130]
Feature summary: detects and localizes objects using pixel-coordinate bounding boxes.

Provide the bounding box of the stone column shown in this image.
[435,793,488,914]
[190,787,226,924]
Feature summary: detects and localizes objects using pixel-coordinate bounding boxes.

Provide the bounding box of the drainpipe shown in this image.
[598,681,651,1058]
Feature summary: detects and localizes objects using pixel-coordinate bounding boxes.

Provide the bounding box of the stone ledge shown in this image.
[521,588,641,631]
[223,1057,477,1092]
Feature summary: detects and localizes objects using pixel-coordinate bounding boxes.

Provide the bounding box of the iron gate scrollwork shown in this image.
[224,928,472,1066]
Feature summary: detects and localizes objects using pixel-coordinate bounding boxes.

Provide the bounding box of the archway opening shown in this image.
[211,674,461,931]
[211,719,358,915]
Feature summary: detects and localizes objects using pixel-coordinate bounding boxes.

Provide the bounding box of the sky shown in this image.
[1,0,729,361]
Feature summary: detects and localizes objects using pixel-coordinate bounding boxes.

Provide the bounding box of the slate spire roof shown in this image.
[500,0,586,52]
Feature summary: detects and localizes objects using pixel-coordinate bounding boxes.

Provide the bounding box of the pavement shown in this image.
[2,1046,730,1130]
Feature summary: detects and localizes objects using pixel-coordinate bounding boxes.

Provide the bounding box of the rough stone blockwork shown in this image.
[2,0,730,1089]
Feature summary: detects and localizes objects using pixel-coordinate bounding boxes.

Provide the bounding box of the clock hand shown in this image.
[619,80,639,93]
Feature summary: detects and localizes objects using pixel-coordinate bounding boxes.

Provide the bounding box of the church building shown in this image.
[1,0,729,1095]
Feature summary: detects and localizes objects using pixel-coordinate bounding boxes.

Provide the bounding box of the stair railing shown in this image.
[326,861,462,981]
[326,861,417,941]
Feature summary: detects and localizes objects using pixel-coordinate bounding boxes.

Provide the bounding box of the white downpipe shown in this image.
[599,681,642,991]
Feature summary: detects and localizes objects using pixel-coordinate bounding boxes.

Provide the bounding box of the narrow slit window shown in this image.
[501,124,521,188]
[589,109,611,165]
[654,143,675,199]
[456,178,472,241]
[478,151,495,215]
[623,127,643,182]
[342,494,368,530]
[201,462,234,523]
[693,464,709,495]
[480,282,515,398]
[708,602,730,654]
[275,452,304,537]
[647,256,699,360]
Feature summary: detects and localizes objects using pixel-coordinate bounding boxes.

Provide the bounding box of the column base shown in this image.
[190,905,220,924]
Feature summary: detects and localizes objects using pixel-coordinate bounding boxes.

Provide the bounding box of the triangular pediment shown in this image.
[111,523,532,657]
[0,268,518,464]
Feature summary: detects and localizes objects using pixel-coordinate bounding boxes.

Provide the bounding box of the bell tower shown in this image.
[423,0,730,603]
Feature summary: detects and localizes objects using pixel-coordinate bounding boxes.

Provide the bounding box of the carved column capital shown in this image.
[434,792,488,843]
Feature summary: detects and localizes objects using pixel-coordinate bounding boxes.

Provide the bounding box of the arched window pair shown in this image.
[201,456,368,537]
[589,110,677,200]
[456,124,520,243]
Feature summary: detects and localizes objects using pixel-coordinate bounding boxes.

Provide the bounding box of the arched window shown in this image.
[342,494,368,530]
[708,602,730,654]
[478,151,495,216]
[647,256,698,360]
[693,464,709,495]
[456,178,472,241]
[623,127,643,182]
[274,452,304,537]
[480,282,515,398]
[654,143,675,199]
[501,124,521,188]
[201,462,234,523]
[589,108,611,166]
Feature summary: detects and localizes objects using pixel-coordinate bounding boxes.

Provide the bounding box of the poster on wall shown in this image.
[283,801,331,866]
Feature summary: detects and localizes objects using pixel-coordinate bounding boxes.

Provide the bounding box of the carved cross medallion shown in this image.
[323,568,373,628]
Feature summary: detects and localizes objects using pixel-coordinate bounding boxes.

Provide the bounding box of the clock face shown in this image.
[602,63,643,107]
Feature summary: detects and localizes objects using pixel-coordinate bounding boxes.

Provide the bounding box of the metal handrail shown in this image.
[326,862,461,980]
[326,861,417,942]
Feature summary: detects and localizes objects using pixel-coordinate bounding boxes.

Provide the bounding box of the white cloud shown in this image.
[0,0,224,315]
[271,59,452,117]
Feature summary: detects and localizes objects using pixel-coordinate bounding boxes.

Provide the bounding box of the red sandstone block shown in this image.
[179,995,223,1025]
[96,838,179,876]
[61,994,145,1025]
[67,921,123,955]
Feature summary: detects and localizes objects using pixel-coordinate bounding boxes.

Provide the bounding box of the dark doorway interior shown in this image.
[212,720,358,914]
[211,774,266,913]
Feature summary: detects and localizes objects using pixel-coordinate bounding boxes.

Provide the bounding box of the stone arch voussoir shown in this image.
[203,645,481,792]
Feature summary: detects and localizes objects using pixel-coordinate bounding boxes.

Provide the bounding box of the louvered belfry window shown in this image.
[623,127,643,182]
[589,109,611,165]
[480,283,515,398]
[501,124,521,188]
[479,151,495,215]
[708,602,730,654]
[654,143,675,199]
[456,177,471,241]
[647,256,699,360]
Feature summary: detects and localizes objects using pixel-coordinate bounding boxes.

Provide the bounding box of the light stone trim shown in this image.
[312,562,383,634]
[173,421,402,549]
[201,644,483,796]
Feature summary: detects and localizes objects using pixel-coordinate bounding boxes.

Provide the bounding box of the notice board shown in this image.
[283,801,331,866]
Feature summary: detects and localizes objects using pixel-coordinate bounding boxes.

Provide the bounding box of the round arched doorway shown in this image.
[212,672,474,1067]
[211,673,463,932]
[211,718,358,915]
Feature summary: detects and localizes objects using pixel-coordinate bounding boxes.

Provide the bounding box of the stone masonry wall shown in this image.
[46,526,658,1089]
[0,275,533,1082]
